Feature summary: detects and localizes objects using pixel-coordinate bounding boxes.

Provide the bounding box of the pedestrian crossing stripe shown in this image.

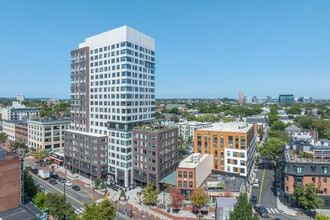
[75,207,85,215]
[266,208,280,214]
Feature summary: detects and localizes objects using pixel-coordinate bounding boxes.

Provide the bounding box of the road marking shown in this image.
[258,164,266,204]
[32,173,85,206]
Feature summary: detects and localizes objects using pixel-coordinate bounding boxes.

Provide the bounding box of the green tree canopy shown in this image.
[229,193,258,220]
[34,192,47,210]
[81,199,116,220]
[300,183,324,210]
[0,132,8,143]
[32,149,49,162]
[189,187,209,207]
[45,193,75,220]
[270,121,286,131]
[24,170,38,202]
[11,140,28,151]
[141,184,158,205]
[268,130,290,143]
[258,138,285,166]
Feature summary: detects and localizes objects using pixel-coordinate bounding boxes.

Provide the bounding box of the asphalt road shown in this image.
[252,160,309,220]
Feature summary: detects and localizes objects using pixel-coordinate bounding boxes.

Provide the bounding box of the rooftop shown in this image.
[27,118,70,125]
[178,153,211,169]
[198,122,253,133]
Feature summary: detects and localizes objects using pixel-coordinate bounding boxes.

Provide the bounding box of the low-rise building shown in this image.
[1,103,39,121]
[28,118,70,153]
[215,197,237,220]
[176,153,212,196]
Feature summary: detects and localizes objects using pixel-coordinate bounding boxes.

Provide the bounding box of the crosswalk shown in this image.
[266,207,280,214]
[75,207,85,215]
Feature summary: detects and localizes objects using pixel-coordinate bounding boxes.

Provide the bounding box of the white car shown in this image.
[65,180,73,187]
[253,182,260,188]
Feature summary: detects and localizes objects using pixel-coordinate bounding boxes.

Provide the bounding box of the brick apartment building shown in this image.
[281,138,330,208]
[0,147,21,212]
[132,123,179,190]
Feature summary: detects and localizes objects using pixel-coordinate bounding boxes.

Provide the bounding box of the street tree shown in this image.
[34,192,47,210]
[81,199,116,220]
[299,183,324,211]
[189,187,209,207]
[258,137,285,167]
[45,193,75,220]
[141,184,158,206]
[268,130,290,143]
[0,132,8,143]
[270,121,286,131]
[229,193,258,220]
[32,149,49,163]
[292,184,305,207]
[94,179,101,188]
[24,170,38,201]
[169,186,185,209]
[10,140,28,151]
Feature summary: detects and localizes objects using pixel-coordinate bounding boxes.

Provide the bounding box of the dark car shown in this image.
[50,172,59,179]
[255,204,268,218]
[49,178,57,185]
[72,185,81,191]
[31,168,38,174]
[59,176,66,183]
[36,184,46,192]
[250,195,257,204]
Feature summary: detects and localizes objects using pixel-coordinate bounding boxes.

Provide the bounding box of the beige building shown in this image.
[28,118,70,153]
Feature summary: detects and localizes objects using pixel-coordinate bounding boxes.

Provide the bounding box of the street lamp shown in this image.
[64,164,67,201]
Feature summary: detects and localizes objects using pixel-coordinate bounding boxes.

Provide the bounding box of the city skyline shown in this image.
[0,1,330,99]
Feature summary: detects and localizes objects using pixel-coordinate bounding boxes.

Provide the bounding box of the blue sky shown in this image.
[0,0,329,99]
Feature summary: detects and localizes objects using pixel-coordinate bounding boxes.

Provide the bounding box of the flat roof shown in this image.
[198,122,253,133]
[65,129,107,137]
[178,153,211,169]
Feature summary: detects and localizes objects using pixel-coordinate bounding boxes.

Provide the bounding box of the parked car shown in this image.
[50,172,59,179]
[253,182,259,188]
[36,183,45,192]
[72,185,81,191]
[250,195,257,204]
[65,180,72,187]
[255,204,268,218]
[59,176,66,183]
[49,178,57,185]
[31,168,39,174]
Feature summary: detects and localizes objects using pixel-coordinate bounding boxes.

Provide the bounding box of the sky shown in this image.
[0,0,329,99]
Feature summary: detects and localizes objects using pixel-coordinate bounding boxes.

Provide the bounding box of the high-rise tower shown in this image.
[64,26,155,187]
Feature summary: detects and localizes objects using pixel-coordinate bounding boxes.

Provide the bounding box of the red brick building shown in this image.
[0,147,21,212]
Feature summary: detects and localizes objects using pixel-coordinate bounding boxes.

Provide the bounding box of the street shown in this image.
[252,160,309,220]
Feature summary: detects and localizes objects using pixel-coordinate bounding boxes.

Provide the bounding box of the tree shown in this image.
[292,184,305,207]
[10,140,28,151]
[45,193,75,220]
[81,199,116,220]
[270,121,286,131]
[258,138,285,167]
[189,187,209,207]
[229,193,258,220]
[169,186,185,209]
[258,127,264,141]
[94,179,101,188]
[268,130,290,143]
[315,214,330,220]
[299,183,324,211]
[24,170,38,201]
[34,192,47,210]
[141,184,158,206]
[0,132,8,143]
[32,149,49,163]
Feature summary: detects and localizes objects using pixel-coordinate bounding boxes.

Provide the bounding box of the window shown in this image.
[312,177,315,183]
[183,181,187,188]
[178,181,182,187]
[183,171,187,178]
[189,181,193,188]
[296,167,302,174]
[311,166,316,173]
[324,188,328,194]
[325,177,328,183]
[189,172,193,178]
[178,171,182,178]
[285,175,288,182]
[324,167,328,174]
[285,186,289,192]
